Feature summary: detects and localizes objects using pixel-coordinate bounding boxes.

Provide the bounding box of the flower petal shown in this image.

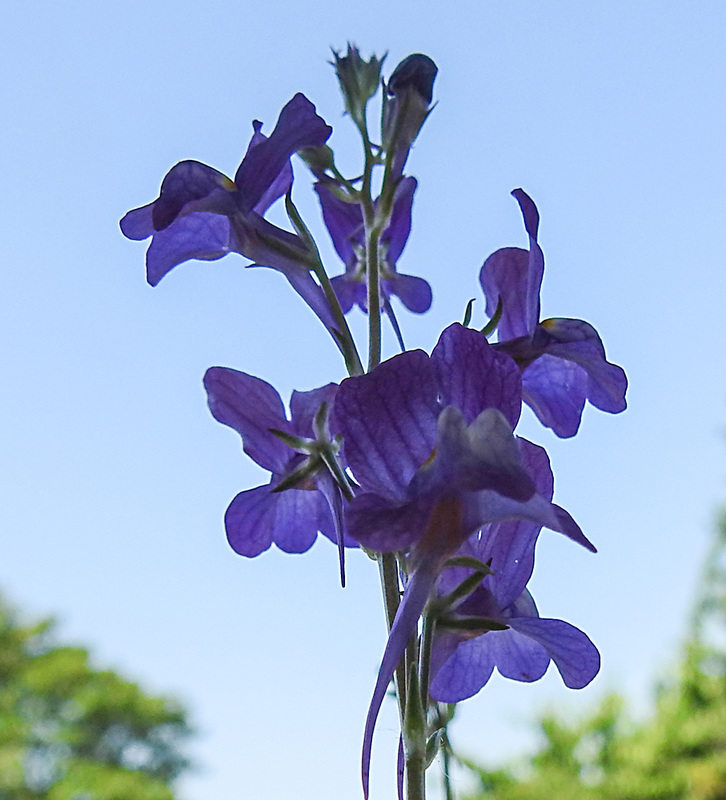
[539,318,628,414]
[289,383,338,436]
[512,188,545,329]
[487,625,550,683]
[436,439,555,608]
[409,406,535,502]
[224,482,327,556]
[387,273,432,313]
[429,632,496,702]
[507,616,600,689]
[234,93,332,212]
[203,367,291,473]
[383,176,417,263]
[334,349,440,498]
[151,160,236,231]
[465,482,596,553]
[480,247,532,340]
[345,491,432,552]
[119,202,154,240]
[432,323,522,428]
[479,188,545,339]
[330,274,358,313]
[315,182,362,267]
[244,120,294,216]
[143,212,232,286]
[522,355,588,438]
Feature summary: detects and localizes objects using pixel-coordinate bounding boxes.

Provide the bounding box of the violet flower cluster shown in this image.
[121,46,627,800]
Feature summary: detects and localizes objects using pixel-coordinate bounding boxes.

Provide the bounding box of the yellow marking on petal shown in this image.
[218,175,237,191]
[541,318,556,330]
[420,447,437,468]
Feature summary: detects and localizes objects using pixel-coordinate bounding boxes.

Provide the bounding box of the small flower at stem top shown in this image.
[203,367,355,581]
[480,188,628,437]
[120,93,341,337]
[315,175,432,345]
[333,322,594,797]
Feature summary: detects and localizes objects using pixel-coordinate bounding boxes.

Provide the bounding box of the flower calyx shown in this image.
[427,556,509,636]
[426,557,492,613]
[269,401,350,497]
[332,44,385,129]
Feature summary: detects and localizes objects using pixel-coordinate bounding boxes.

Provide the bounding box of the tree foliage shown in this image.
[0,597,191,800]
[458,514,726,800]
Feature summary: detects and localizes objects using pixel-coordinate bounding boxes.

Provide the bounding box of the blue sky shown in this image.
[2,1,726,798]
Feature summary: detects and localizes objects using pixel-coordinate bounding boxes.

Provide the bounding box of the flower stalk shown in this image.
[120,44,627,800]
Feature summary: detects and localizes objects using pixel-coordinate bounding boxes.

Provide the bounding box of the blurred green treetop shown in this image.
[0,597,191,800]
[458,513,726,800]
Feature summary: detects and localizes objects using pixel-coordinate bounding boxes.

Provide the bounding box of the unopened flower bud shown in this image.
[387,53,437,104]
[382,53,438,179]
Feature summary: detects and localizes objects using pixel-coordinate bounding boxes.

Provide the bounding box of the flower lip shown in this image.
[203,367,353,564]
[429,580,601,702]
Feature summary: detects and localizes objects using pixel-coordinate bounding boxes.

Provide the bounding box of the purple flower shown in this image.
[429,440,599,702]
[480,189,627,437]
[315,176,432,338]
[120,93,338,333]
[203,367,354,569]
[333,322,594,796]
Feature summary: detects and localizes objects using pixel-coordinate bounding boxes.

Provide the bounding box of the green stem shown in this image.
[406,751,426,800]
[419,611,436,713]
[284,192,364,376]
[364,220,383,371]
[312,257,364,376]
[354,105,384,372]
[354,99,422,796]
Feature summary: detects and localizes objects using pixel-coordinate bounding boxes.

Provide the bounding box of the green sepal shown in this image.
[268,428,309,452]
[313,401,330,440]
[284,190,318,255]
[443,556,494,576]
[268,401,349,496]
[435,574,487,614]
[437,616,510,633]
[322,180,361,204]
[270,459,318,493]
[424,729,444,769]
[331,44,385,127]
[462,298,475,327]
[481,296,503,337]
[429,558,494,616]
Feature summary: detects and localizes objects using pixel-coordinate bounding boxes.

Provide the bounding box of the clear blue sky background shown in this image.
[2,1,725,798]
